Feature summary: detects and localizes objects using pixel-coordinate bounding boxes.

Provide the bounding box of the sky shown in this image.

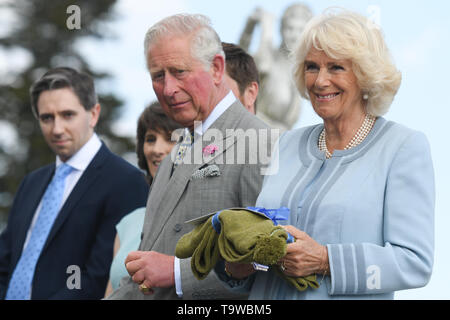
[1,0,450,299]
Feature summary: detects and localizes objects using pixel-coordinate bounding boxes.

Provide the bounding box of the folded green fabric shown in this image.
[175,208,319,291]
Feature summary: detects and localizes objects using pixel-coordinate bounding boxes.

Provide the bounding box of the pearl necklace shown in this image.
[318,114,376,159]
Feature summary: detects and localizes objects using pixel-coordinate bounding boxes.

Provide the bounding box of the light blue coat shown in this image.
[249,118,435,299]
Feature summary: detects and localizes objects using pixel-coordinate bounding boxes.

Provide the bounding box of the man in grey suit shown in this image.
[106,13,273,300]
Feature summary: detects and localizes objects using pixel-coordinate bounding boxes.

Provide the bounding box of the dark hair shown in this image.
[136,101,182,182]
[30,67,97,118]
[222,42,260,111]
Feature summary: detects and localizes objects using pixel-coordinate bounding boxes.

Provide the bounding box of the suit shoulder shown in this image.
[382,119,430,149]
[244,113,271,130]
[97,145,140,173]
[106,152,140,172]
[386,120,425,137]
[228,102,270,130]
[23,163,54,181]
[96,146,147,186]
[94,148,149,199]
[278,124,320,146]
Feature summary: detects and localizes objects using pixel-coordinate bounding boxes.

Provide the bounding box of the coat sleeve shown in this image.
[0,222,11,298]
[0,176,29,299]
[326,131,435,295]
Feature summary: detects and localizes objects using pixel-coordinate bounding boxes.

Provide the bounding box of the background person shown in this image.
[225,8,435,300]
[222,42,259,115]
[0,67,149,299]
[104,102,181,297]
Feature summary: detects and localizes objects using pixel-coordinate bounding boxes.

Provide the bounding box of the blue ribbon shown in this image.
[246,206,290,226]
[211,207,294,244]
[247,206,294,243]
[211,211,222,234]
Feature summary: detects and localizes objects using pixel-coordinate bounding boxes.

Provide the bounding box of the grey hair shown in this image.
[143,13,224,69]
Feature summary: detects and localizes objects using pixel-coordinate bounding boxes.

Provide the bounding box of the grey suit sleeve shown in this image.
[104,276,142,300]
[238,163,265,208]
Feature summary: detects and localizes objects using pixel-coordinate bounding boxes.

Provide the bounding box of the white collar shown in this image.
[56,133,102,171]
[194,90,236,136]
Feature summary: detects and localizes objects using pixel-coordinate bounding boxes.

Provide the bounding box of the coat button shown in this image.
[174,224,182,232]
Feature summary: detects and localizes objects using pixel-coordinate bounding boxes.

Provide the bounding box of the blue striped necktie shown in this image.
[5,163,73,300]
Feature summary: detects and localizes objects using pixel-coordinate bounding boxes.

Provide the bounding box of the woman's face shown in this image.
[304,47,363,122]
[143,129,176,178]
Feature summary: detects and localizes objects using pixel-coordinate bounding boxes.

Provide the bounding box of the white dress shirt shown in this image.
[194,90,236,136]
[175,90,236,297]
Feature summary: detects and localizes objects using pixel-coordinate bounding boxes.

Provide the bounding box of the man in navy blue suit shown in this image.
[0,67,149,299]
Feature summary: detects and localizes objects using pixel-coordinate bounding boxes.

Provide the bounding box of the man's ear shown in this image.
[89,103,101,128]
[210,54,226,85]
[243,81,259,114]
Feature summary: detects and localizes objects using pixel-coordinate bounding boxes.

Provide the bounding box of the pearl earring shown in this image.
[363,93,369,100]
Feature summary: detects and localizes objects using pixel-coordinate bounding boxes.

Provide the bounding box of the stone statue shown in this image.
[239,3,313,131]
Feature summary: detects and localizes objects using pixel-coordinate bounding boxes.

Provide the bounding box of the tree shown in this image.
[0,0,135,226]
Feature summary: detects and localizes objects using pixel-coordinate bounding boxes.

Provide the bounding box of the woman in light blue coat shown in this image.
[224,8,435,299]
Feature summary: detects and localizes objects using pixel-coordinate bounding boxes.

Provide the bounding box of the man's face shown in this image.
[147,35,217,128]
[37,88,100,162]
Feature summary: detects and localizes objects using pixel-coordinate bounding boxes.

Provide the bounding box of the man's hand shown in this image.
[125,251,175,295]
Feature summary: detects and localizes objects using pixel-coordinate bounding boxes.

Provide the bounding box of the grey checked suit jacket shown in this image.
[107,101,273,300]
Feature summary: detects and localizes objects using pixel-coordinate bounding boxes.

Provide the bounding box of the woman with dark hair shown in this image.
[104,102,181,297]
[136,101,182,183]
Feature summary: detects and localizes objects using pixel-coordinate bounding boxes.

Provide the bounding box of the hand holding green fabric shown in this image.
[175,208,319,291]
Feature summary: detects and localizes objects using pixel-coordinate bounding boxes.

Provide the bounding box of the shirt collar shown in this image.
[194,90,236,136]
[56,133,102,171]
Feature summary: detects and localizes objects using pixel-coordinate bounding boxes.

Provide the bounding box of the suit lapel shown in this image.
[142,101,247,249]
[13,165,53,262]
[141,157,195,250]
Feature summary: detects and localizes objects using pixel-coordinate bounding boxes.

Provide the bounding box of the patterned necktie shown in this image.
[5,163,74,300]
[173,129,194,168]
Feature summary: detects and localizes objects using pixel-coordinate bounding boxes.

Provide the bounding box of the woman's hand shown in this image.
[280,225,329,277]
[224,262,256,280]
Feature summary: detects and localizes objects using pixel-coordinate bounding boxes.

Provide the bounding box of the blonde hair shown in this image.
[294,8,402,116]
